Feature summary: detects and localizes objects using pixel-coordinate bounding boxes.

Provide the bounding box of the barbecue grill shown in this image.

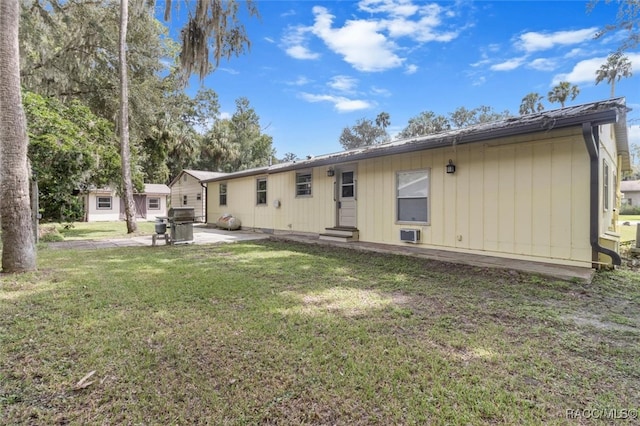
[167,207,195,244]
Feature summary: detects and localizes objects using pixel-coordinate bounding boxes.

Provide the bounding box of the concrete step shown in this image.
[319,234,357,243]
[319,227,359,242]
[323,227,359,237]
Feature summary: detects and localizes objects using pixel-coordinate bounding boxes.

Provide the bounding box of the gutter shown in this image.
[200,182,207,224]
[582,122,621,266]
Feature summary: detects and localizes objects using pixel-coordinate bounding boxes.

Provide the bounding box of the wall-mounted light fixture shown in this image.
[446,159,456,174]
[327,167,335,177]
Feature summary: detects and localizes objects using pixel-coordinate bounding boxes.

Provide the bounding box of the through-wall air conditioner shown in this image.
[400,229,420,243]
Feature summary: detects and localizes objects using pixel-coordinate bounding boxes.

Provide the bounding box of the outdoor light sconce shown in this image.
[327,167,335,177]
[446,159,456,174]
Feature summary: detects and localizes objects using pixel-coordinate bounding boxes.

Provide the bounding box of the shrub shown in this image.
[39,226,64,242]
[619,205,640,215]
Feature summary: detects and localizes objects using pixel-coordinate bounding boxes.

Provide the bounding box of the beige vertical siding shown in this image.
[206,126,616,267]
[513,145,533,255]
[170,174,206,221]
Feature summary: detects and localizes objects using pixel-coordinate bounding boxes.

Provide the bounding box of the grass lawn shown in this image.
[51,220,157,240]
[619,215,640,243]
[1,240,639,424]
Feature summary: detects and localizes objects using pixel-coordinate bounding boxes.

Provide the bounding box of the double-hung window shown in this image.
[219,183,227,206]
[256,178,267,205]
[97,196,112,210]
[295,171,312,197]
[396,169,429,223]
[148,197,160,210]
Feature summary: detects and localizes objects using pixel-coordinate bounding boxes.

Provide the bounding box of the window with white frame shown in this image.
[148,197,160,210]
[183,195,188,206]
[603,160,609,211]
[97,196,112,210]
[295,171,312,196]
[396,169,429,223]
[219,183,227,206]
[256,178,267,205]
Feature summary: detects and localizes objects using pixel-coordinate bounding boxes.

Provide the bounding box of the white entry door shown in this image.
[337,168,357,228]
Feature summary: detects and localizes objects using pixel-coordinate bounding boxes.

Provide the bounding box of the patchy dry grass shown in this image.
[1,240,639,425]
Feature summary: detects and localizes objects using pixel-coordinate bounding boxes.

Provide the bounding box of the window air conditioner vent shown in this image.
[400,229,420,243]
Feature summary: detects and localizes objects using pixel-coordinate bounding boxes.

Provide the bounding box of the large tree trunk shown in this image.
[0,0,37,273]
[119,0,137,233]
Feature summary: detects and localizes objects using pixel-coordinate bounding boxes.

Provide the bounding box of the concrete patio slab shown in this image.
[46,226,269,250]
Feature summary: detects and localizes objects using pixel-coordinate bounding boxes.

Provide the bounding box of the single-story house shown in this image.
[169,170,227,222]
[83,183,170,222]
[203,98,631,272]
[620,180,640,206]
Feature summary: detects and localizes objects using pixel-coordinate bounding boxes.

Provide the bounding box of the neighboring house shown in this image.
[620,180,640,206]
[203,98,631,271]
[84,184,170,222]
[169,170,226,222]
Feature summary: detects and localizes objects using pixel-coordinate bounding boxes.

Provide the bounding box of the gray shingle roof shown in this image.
[202,97,630,183]
[143,184,170,195]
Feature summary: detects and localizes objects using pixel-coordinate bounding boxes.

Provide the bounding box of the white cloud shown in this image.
[552,57,604,85]
[328,75,358,92]
[491,57,526,71]
[404,64,418,74]
[383,3,459,42]
[282,26,320,60]
[565,48,586,58]
[358,0,419,17]
[281,9,297,18]
[472,76,486,86]
[471,45,501,67]
[528,58,557,71]
[516,28,597,53]
[218,67,239,75]
[286,45,320,60]
[287,76,311,86]
[282,1,461,72]
[470,58,491,68]
[311,6,403,72]
[552,52,640,85]
[299,92,373,112]
[371,86,391,96]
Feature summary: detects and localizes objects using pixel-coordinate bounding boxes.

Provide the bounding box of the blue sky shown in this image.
[163,1,640,159]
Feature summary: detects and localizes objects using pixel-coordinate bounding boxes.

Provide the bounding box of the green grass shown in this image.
[42,220,157,241]
[619,215,640,243]
[1,240,639,425]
